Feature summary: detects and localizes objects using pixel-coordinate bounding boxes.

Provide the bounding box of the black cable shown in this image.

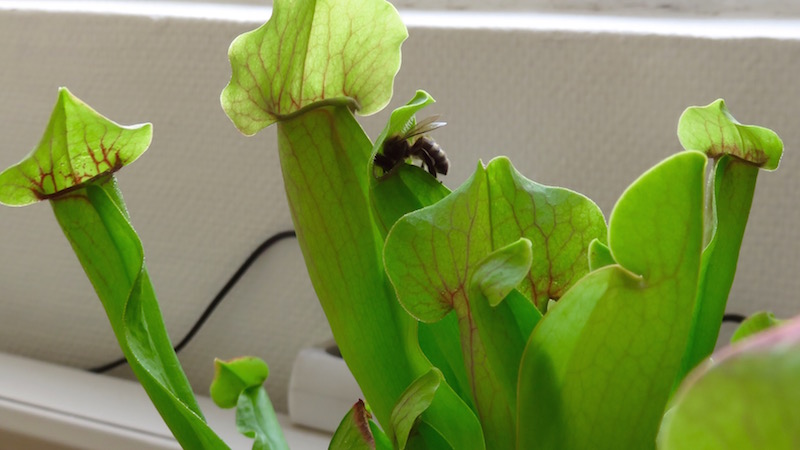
[722,313,746,323]
[89,229,297,374]
[87,232,744,374]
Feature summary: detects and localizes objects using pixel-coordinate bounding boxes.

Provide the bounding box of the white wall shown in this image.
[1,2,799,413]
[39,0,800,16]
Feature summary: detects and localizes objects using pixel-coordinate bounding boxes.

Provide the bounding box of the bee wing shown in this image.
[401,115,447,139]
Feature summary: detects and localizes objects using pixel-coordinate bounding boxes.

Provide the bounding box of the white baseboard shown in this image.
[0,352,330,449]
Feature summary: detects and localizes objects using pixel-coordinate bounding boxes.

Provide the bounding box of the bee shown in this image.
[374,116,449,178]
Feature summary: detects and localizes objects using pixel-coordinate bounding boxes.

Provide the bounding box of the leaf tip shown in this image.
[678,99,783,171]
[210,356,270,409]
[221,0,408,135]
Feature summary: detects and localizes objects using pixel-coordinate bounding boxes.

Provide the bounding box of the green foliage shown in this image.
[675,99,783,382]
[518,151,706,450]
[587,238,615,270]
[211,357,288,450]
[221,0,406,135]
[224,2,483,448]
[731,311,784,343]
[0,90,227,449]
[390,368,443,450]
[383,156,602,448]
[211,357,270,409]
[659,317,800,449]
[0,88,150,206]
[2,0,796,449]
[219,1,791,449]
[330,400,392,450]
[678,99,782,170]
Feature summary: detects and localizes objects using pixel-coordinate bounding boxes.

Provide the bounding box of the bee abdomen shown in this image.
[416,137,449,176]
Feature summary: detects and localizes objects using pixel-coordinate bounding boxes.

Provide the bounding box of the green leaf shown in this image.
[731,311,783,343]
[518,151,706,450]
[52,181,228,449]
[236,386,289,450]
[226,4,483,446]
[677,101,784,381]
[277,105,407,424]
[330,400,389,450]
[677,99,782,170]
[464,240,538,450]
[371,163,451,235]
[486,157,607,312]
[416,314,475,415]
[384,157,604,448]
[367,92,474,420]
[0,90,226,448]
[278,104,483,449]
[384,157,605,322]
[221,0,407,135]
[416,381,485,450]
[385,160,492,323]
[504,289,543,343]
[403,421,453,450]
[588,238,615,271]
[659,316,800,450]
[369,421,393,450]
[391,368,444,450]
[473,238,533,307]
[0,87,151,206]
[210,357,270,409]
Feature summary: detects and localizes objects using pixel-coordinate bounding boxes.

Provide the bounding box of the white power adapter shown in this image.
[287,341,364,433]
